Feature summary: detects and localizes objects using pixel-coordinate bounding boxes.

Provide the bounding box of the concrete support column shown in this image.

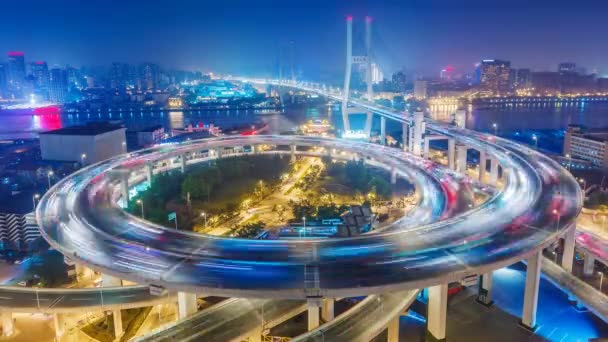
[562,225,576,273]
[1,312,13,337]
[408,126,414,153]
[402,123,408,151]
[380,116,386,145]
[455,109,466,128]
[251,145,256,154]
[522,251,542,331]
[113,310,123,339]
[476,273,494,306]
[456,144,468,173]
[248,327,263,342]
[584,253,596,276]
[412,111,424,156]
[290,145,296,162]
[215,148,222,159]
[490,159,499,185]
[53,313,65,339]
[120,175,129,206]
[146,163,153,187]
[364,112,373,138]
[387,316,400,342]
[180,154,186,173]
[307,298,322,331]
[177,292,197,319]
[390,168,397,185]
[102,273,122,287]
[322,298,335,322]
[479,151,487,182]
[423,137,430,159]
[427,283,448,341]
[447,139,455,170]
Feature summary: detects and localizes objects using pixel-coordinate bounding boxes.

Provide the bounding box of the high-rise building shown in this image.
[7,52,26,89]
[371,63,383,84]
[30,61,50,97]
[392,71,407,93]
[514,68,532,89]
[140,63,159,90]
[110,62,131,89]
[49,68,68,103]
[414,80,428,99]
[478,59,511,93]
[0,64,7,97]
[558,62,577,74]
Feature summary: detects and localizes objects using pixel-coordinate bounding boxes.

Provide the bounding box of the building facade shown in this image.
[478,59,511,93]
[40,122,127,163]
[49,68,68,103]
[563,125,608,168]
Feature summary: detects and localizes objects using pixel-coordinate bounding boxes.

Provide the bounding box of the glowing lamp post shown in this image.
[136,199,145,219]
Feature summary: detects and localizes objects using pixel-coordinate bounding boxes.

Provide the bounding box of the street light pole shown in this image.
[492,123,498,136]
[303,216,306,238]
[32,194,40,211]
[599,272,604,292]
[201,212,207,228]
[532,135,538,150]
[47,171,53,189]
[137,199,145,219]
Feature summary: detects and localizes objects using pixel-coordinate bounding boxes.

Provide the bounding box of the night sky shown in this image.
[1,0,607,80]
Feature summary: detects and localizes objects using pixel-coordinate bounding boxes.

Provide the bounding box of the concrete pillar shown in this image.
[1,312,13,336]
[456,144,468,173]
[53,313,65,339]
[380,116,386,145]
[248,327,263,342]
[120,175,129,206]
[427,283,448,341]
[146,163,153,187]
[476,273,494,306]
[522,251,541,331]
[423,137,430,159]
[479,151,487,182]
[490,159,499,185]
[447,139,455,170]
[387,316,399,342]
[113,310,123,338]
[390,168,397,185]
[290,145,296,162]
[455,109,466,128]
[180,154,186,173]
[364,112,373,138]
[251,145,257,154]
[402,123,408,151]
[177,292,197,319]
[307,298,322,331]
[322,298,335,322]
[408,126,414,153]
[412,111,424,156]
[102,273,122,287]
[215,148,222,159]
[562,225,576,273]
[584,253,596,276]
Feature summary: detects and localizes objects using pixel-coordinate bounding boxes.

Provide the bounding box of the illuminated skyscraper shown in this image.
[0,64,7,97]
[31,61,50,91]
[140,63,159,90]
[371,63,383,84]
[478,59,511,93]
[7,52,26,88]
[49,68,68,103]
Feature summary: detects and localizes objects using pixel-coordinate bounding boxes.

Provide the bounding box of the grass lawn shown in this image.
[193,177,259,213]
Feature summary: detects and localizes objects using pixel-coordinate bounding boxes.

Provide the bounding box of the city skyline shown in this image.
[1,0,607,79]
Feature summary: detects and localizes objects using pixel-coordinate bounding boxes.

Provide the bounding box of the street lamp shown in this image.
[599,271,604,292]
[302,216,306,238]
[565,153,571,171]
[553,209,561,230]
[81,153,87,166]
[136,199,145,219]
[32,193,40,211]
[532,134,538,150]
[47,170,54,189]
[492,123,498,136]
[578,178,587,193]
[201,212,207,229]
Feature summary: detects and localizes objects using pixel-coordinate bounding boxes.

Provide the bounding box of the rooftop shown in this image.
[40,122,125,136]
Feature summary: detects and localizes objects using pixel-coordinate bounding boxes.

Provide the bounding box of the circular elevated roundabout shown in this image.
[36,133,581,300]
